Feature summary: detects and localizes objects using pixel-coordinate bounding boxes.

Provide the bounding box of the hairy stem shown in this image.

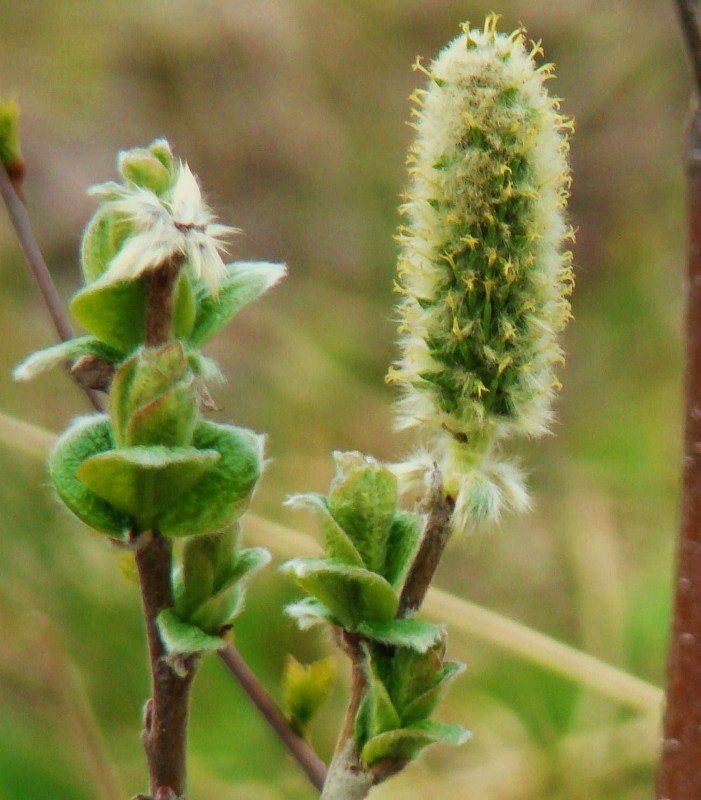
[218,644,327,792]
[658,106,701,799]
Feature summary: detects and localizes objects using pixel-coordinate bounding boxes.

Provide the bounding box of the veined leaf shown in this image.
[360,720,471,767]
[78,445,220,532]
[189,261,286,346]
[48,415,130,536]
[13,337,123,382]
[285,492,363,566]
[281,558,398,629]
[156,421,265,537]
[157,608,224,656]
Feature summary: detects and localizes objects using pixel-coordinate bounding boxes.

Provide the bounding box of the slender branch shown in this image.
[132,528,200,798]
[0,161,105,412]
[0,162,73,342]
[217,644,327,792]
[676,0,701,97]
[320,633,373,800]
[397,466,454,618]
[658,106,701,799]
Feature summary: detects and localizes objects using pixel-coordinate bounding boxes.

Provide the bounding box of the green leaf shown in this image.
[80,207,132,283]
[189,261,287,346]
[147,138,176,176]
[401,661,466,723]
[70,277,146,353]
[283,655,336,737]
[157,608,224,656]
[187,547,271,632]
[227,546,271,587]
[360,721,470,767]
[328,452,398,573]
[285,493,364,567]
[118,147,172,195]
[126,381,197,447]
[376,645,444,716]
[284,597,336,630]
[382,511,421,588]
[281,558,398,629]
[13,336,123,382]
[355,653,402,746]
[356,619,444,653]
[48,415,130,536]
[77,446,220,532]
[174,542,215,619]
[189,583,244,633]
[0,98,21,168]
[155,421,265,537]
[110,344,196,448]
[173,271,197,340]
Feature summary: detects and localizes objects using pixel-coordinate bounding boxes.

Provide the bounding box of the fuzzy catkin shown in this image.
[389,16,574,526]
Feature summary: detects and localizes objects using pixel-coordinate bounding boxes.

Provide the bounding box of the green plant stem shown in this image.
[218,644,327,792]
[658,103,701,798]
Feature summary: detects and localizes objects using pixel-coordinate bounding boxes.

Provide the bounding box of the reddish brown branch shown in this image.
[675,0,701,97]
[658,109,701,800]
[397,466,454,618]
[218,644,327,792]
[132,528,199,798]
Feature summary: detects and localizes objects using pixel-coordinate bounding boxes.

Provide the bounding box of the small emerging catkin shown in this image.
[388,15,574,527]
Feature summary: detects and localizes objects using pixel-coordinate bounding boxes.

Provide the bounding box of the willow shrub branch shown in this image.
[11,139,287,798]
[658,102,701,800]
[0,119,322,794]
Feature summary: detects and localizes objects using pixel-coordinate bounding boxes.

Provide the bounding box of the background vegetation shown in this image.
[0,1,687,797]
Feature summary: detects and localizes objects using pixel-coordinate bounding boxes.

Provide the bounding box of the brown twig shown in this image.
[132,266,201,799]
[658,116,701,800]
[397,466,454,618]
[658,7,701,798]
[217,644,327,792]
[132,529,199,798]
[0,161,105,412]
[675,0,701,97]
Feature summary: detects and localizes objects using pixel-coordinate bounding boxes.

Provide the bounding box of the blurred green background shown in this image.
[0,1,688,798]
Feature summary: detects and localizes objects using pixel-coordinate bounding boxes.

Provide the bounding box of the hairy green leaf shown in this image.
[189,261,287,346]
[78,446,220,532]
[48,415,130,536]
[281,558,398,629]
